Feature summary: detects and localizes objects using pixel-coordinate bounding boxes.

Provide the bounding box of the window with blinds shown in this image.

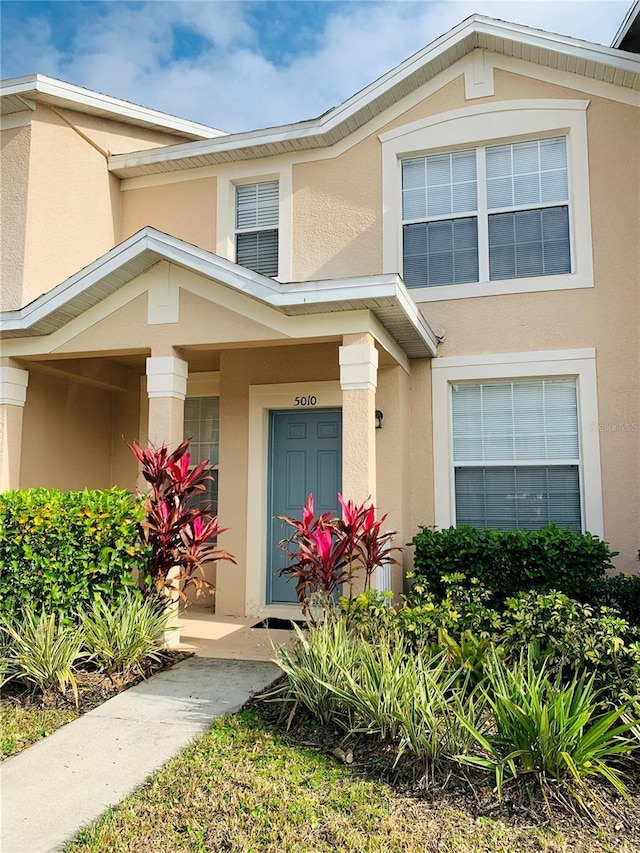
[402,151,479,287]
[452,378,581,531]
[235,180,279,277]
[183,396,219,517]
[401,136,571,289]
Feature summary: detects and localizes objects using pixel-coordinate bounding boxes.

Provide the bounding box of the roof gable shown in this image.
[0,227,437,358]
[0,74,226,140]
[108,14,640,178]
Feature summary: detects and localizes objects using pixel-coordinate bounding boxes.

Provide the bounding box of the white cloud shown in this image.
[1,1,630,131]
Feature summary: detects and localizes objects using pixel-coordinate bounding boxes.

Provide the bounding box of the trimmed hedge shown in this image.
[410,524,617,607]
[0,488,149,618]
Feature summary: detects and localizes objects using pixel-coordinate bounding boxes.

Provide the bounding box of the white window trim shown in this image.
[216,163,292,282]
[432,348,603,536]
[381,100,593,302]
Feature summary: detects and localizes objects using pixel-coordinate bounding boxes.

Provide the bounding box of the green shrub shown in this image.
[501,591,640,701]
[596,573,640,627]
[457,649,639,813]
[400,574,502,644]
[347,576,640,703]
[410,525,616,606]
[0,488,149,619]
[79,592,170,676]
[1,610,87,704]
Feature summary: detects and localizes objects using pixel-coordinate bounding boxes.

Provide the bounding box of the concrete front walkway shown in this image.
[1,657,281,853]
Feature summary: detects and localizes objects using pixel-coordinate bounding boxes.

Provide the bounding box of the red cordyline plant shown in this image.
[277,493,399,610]
[130,438,234,602]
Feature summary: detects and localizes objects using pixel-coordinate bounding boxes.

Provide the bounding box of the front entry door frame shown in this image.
[246,380,342,620]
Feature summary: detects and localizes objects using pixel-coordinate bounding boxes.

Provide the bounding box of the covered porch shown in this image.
[0,227,438,618]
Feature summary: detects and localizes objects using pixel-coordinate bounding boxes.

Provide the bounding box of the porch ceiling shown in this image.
[0,227,438,359]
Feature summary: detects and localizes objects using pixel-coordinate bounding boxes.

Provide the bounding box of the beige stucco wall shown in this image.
[13,105,195,309]
[119,178,217,249]
[292,135,382,281]
[20,370,114,490]
[375,364,412,593]
[20,106,121,307]
[54,110,193,156]
[291,66,639,569]
[421,91,640,571]
[54,268,291,357]
[111,372,142,490]
[1,125,31,310]
[6,54,638,598]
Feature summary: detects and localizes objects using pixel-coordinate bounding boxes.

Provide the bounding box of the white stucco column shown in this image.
[0,365,29,491]
[339,334,378,507]
[145,356,188,448]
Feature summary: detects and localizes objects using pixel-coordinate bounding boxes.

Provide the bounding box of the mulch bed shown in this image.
[1,651,193,717]
[250,691,640,851]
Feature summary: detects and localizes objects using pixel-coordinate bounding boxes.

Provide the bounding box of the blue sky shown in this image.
[0,1,631,132]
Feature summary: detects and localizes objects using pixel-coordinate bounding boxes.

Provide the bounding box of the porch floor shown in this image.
[177,603,295,661]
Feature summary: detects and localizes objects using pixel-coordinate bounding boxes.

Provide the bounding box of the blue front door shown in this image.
[267,408,342,604]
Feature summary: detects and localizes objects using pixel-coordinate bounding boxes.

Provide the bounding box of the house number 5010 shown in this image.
[294,395,317,406]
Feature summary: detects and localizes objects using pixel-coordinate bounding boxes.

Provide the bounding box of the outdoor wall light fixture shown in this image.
[375,410,384,430]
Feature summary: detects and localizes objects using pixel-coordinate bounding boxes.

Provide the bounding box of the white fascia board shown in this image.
[612,1,640,47]
[277,274,400,302]
[108,15,640,174]
[0,232,158,332]
[0,228,283,334]
[278,274,438,356]
[0,228,436,358]
[0,74,226,139]
[143,231,282,302]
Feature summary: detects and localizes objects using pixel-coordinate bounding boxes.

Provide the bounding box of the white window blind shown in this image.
[452,379,581,531]
[401,136,571,289]
[235,181,279,277]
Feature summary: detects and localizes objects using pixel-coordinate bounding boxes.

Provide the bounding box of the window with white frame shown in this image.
[183,396,219,516]
[402,136,571,289]
[235,180,279,277]
[452,378,581,531]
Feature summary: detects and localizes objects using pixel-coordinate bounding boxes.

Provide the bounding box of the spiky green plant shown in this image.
[456,648,639,813]
[79,592,170,676]
[271,615,360,725]
[1,610,87,704]
[0,628,15,688]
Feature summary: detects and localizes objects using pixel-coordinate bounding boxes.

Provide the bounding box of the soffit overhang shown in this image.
[0,228,437,359]
[108,15,640,179]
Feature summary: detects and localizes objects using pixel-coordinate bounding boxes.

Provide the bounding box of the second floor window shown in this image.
[402,136,571,289]
[235,180,279,277]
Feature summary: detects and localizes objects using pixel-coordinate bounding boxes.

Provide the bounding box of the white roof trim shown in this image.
[108,14,640,177]
[612,1,640,48]
[0,227,437,358]
[0,74,226,140]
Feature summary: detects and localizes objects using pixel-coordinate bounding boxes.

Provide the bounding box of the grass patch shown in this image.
[1,703,77,758]
[66,706,635,853]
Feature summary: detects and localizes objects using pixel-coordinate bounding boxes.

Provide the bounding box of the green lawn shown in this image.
[1,703,77,758]
[66,707,632,853]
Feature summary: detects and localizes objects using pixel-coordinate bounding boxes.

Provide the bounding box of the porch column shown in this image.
[339,333,378,506]
[145,356,188,448]
[0,364,29,491]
